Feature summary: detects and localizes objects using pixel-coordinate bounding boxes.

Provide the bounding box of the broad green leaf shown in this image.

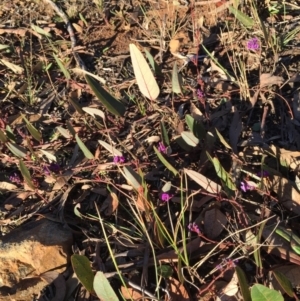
[56,126,72,139]
[53,53,70,79]
[82,107,105,120]
[85,74,126,117]
[31,24,52,37]
[98,140,122,157]
[184,168,221,193]
[206,153,236,191]
[174,136,193,151]
[6,125,15,141]
[160,121,170,146]
[71,255,94,293]
[235,266,251,301]
[272,270,294,298]
[21,114,42,142]
[19,159,34,189]
[172,62,182,94]
[7,142,27,158]
[129,44,159,100]
[215,128,232,150]
[93,271,118,301]
[123,166,142,190]
[0,129,7,142]
[185,114,206,140]
[153,146,178,176]
[181,131,199,147]
[157,265,173,278]
[251,284,284,301]
[228,6,254,28]
[75,134,94,159]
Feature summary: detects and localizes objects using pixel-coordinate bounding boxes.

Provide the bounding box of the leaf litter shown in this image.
[0,0,300,300]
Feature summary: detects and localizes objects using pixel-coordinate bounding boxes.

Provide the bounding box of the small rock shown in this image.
[0,218,73,300]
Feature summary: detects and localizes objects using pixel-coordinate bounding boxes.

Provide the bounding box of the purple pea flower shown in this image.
[240,181,256,192]
[187,222,200,234]
[246,37,260,51]
[9,172,22,184]
[197,89,205,99]
[160,192,173,202]
[257,170,269,178]
[157,142,167,154]
[113,156,125,164]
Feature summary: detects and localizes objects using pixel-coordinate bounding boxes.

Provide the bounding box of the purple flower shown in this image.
[43,163,60,175]
[160,192,173,202]
[113,155,125,164]
[9,172,22,184]
[240,181,256,192]
[197,89,205,99]
[157,142,167,154]
[257,170,269,177]
[187,222,200,234]
[246,37,260,51]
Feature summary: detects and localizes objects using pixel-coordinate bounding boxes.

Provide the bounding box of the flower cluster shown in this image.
[9,172,22,184]
[113,156,125,164]
[246,37,260,51]
[240,181,256,192]
[44,163,60,175]
[197,89,205,99]
[187,222,200,234]
[160,192,173,202]
[157,142,167,154]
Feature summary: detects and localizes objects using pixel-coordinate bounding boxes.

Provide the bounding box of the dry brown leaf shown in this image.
[169,38,180,54]
[271,265,300,291]
[0,59,24,74]
[0,28,27,36]
[218,272,239,298]
[166,277,189,301]
[266,175,300,215]
[204,207,227,239]
[208,60,235,82]
[0,182,18,191]
[100,192,119,216]
[121,286,143,300]
[270,145,300,170]
[260,73,284,88]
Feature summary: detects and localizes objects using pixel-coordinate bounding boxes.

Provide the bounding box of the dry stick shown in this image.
[42,0,87,71]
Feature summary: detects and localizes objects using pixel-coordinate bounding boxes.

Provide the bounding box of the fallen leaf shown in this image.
[204,207,227,239]
[100,192,119,216]
[0,59,24,74]
[260,73,284,88]
[166,277,189,301]
[120,286,143,300]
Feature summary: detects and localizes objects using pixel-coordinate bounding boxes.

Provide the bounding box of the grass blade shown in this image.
[21,114,42,142]
[153,146,178,176]
[75,134,94,159]
[53,53,70,79]
[19,159,34,189]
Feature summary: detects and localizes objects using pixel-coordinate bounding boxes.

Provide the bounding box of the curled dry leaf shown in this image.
[100,192,119,216]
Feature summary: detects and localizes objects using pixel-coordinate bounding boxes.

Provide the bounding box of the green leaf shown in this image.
[21,114,42,142]
[207,153,236,191]
[272,270,294,298]
[93,271,118,301]
[69,95,84,115]
[39,149,57,162]
[235,266,251,301]
[0,44,10,51]
[75,134,94,159]
[160,121,170,146]
[53,53,70,79]
[31,24,52,37]
[0,129,7,142]
[129,44,160,100]
[181,131,199,147]
[98,140,122,157]
[6,126,15,141]
[82,107,105,119]
[184,168,221,194]
[172,62,182,94]
[251,284,284,301]
[7,142,27,158]
[71,255,94,293]
[157,265,173,278]
[85,74,126,117]
[123,166,142,190]
[19,159,34,189]
[56,126,72,139]
[185,114,206,140]
[153,146,178,176]
[228,6,254,28]
[215,128,232,150]
[144,49,161,75]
